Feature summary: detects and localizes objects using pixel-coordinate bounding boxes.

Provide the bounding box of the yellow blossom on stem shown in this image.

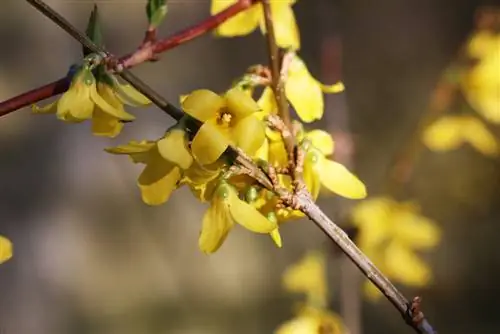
[422,115,498,156]
[106,126,193,205]
[181,88,265,165]
[351,197,441,300]
[32,67,149,138]
[199,181,277,254]
[0,235,13,264]
[211,0,300,50]
[275,306,344,334]
[301,130,366,200]
[461,31,500,123]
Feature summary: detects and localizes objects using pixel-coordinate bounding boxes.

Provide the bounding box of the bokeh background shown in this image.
[1,0,499,333]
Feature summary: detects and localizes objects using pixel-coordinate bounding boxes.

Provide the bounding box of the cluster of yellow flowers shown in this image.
[422,29,500,156]
[275,252,345,334]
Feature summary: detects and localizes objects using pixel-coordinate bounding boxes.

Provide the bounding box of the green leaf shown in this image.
[83,5,103,57]
[146,0,168,29]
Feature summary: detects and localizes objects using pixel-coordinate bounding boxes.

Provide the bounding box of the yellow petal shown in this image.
[157,128,193,169]
[303,152,321,200]
[422,116,464,152]
[318,158,367,199]
[270,228,283,248]
[199,185,234,254]
[351,198,393,250]
[257,86,277,117]
[182,89,224,122]
[91,108,124,138]
[269,139,288,167]
[319,81,345,93]
[232,115,265,156]
[228,188,277,233]
[105,140,155,164]
[225,87,260,120]
[0,235,13,264]
[462,116,498,156]
[274,315,321,334]
[191,121,230,165]
[92,83,135,121]
[114,82,151,106]
[137,150,181,205]
[57,83,94,122]
[212,1,261,36]
[285,56,323,123]
[393,210,440,249]
[259,2,300,50]
[467,31,498,59]
[305,130,335,156]
[385,241,431,286]
[183,161,222,186]
[254,137,269,161]
[32,101,57,114]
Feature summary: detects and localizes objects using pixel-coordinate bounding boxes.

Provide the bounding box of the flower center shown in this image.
[217,109,233,127]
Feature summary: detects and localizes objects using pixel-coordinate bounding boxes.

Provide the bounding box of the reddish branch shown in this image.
[0,0,258,117]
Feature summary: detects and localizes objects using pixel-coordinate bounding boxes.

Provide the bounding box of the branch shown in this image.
[24,0,436,333]
[0,0,258,117]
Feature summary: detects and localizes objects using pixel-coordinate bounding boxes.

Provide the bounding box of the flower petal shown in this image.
[199,184,234,254]
[306,130,335,156]
[270,228,283,248]
[422,116,464,152]
[228,189,277,233]
[212,1,261,36]
[285,55,324,123]
[137,150,181,205]
[91,108,124,138]
[0,235,13,264]
[393,210,441,249]
[157,128,193,169]
[319,81,345,93]
[182,89,224,122]
[259,2,300,50]
[92,83,135,121]
[385,241,431,286]
[225,87,260,120]
[303,152,321,200]
[232,115,265,156]
[57,84,94,122]
[462,115,498,156]
[191,121,230,165]
[319,158,367,199]
[32,101,58,114]
[114,82,151,106]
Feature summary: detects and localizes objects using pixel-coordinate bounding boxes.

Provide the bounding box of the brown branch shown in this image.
[23,0,436,332]
[0,0,258,117]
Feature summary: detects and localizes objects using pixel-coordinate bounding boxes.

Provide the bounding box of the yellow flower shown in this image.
[461,32,500,123]
[106,127,193,205]
[275,306,344,334]
[33,68,149,138]
[351,197,441,300]
[211,0,300,50]
[181,88,265,165]
[0,235,13,264]
[256,55,345,123]
[302,130,366,200]
[283,251,328,307]
[422,115,498,156]
[199,181,277,254]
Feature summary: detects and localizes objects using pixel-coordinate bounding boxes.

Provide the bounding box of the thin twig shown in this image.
[0,0,258,117]
[25,1,436,332]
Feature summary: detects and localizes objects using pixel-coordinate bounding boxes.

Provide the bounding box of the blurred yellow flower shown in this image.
[181,88,265,165]
[106,127,193,205]
[256,55,345,123]
[302,130,366,200]
[0,235,12,264]
[275,306,344,334]
[461,31,500,123]
[351,197,441,300]
[33,68,150,138]
[199,181,277,254]
[422,115,498,156]
[211,0,300,50]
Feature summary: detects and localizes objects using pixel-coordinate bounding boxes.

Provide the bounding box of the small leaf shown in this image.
[83,5,103,57]
[146,0,168,29]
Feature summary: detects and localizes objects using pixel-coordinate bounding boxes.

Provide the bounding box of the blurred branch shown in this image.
[23,0,436,332]
[0,0,258,117]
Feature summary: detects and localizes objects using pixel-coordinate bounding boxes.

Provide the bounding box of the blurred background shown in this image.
[0,0,499,333]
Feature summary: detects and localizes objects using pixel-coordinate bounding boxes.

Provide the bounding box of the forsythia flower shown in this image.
[0,235,12,264]
[422,115,498,156]
[199,180,277,253]
[351,197,441,300]
[211,0,300,50]
[461,31,500,123]
[257,54,345,123]
[181,88,265,165]
[276,252,345,334]
[33,67,150,138]
[106,127,193,205]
